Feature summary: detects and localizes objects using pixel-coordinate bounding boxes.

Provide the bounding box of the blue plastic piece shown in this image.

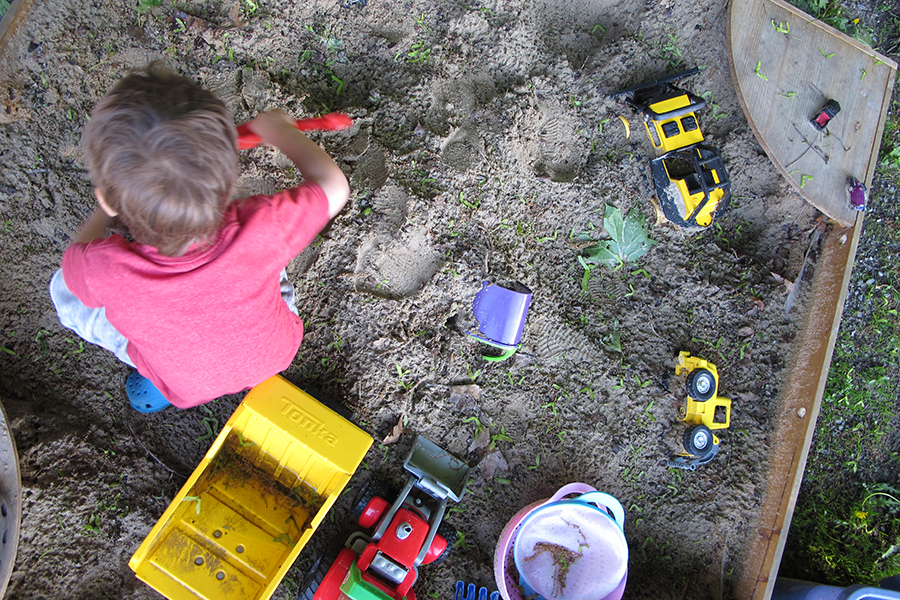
[455,581,500,600]
[125,371,171,413]
[773,578,900,600]
[466,282,532,361]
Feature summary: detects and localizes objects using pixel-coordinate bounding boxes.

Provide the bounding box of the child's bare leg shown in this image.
[49,269,135,367]
[279,268,299,316]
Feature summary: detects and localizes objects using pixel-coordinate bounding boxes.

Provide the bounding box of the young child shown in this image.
[50,65,349,412]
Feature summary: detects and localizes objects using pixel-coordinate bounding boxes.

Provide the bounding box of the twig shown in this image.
[718,533,730,600]
[786,123,829,166]
[126,420,188,479]
[785,222,824,316]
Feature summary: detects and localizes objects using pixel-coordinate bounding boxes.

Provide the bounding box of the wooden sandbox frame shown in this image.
[728,0,896,598]
[0,0,892,598]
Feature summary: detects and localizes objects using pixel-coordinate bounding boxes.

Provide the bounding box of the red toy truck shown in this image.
[303,436,469,600]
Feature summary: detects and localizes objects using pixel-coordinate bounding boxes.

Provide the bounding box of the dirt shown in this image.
[0,0,846,598]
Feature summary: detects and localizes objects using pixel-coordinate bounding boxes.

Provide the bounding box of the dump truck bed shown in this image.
[129,376,373,600]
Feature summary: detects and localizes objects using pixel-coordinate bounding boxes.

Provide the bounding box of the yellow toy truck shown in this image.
[668,351,732,470]
[129,375,373,600]
[615,68,732,228]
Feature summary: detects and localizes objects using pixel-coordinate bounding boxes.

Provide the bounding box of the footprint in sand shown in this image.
[353,186,444,300]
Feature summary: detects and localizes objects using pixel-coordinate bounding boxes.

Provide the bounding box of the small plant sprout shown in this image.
[662,33,682,60]
[396,40,432,63]
[453,530,470,550]
[137,0,161,14]
[536,230,558,243]
[755,61,768,81]
[489,426,513,449]
[592,24,605,37]
[819,48,835,58]
[331,74,344,96]
[641,400,656,423]
[700,91,727,119]
[597,118,610,134]
[183,496,202,514]
[413,12,429,32]
[83,514,101,534]
[778,90,797,100]
[459,191,480,209]
[465,361,483,381]
[463,416,486,438]
[771,19,790,34]
[395,364,414,390]
[801,174,814,188]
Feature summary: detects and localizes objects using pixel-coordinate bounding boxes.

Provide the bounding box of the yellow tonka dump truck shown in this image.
[668,351,732,471]
[614,68,732,228]
[129,375,373,600]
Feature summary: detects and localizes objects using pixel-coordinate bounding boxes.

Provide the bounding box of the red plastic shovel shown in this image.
[236,112,353,149]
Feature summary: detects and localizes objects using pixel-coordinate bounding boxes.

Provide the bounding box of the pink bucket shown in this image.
[493,483,628,600]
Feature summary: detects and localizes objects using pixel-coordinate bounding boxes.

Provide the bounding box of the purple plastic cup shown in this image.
[467,282,532,356]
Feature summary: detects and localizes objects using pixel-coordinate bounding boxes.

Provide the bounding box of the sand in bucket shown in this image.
[513,503,627,600]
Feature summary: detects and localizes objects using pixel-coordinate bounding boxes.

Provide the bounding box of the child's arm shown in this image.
[244,110,350,219]
[74,207,115,244]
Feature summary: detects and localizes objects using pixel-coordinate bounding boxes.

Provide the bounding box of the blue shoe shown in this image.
[126,371,171,413]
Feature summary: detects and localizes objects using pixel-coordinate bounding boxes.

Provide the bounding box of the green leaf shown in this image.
[582,205,655,269]
[584,242,621,269]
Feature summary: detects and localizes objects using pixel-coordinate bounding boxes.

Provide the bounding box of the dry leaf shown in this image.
[771,272,796,296]
[469,428,490,454]
[382,415,404,444]
[480,449,509,478]
[750,296,765,310]
[450,384,481,401]
[229,4,243,27]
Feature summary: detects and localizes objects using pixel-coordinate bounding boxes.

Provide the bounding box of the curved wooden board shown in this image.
[728,0,896,226]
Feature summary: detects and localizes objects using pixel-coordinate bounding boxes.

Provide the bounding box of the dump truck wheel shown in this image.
[683,425,714,457]
[687,369,716,401]
[297,548,339,600]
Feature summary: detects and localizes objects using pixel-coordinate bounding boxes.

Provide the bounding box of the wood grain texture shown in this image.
[729,0,896,226]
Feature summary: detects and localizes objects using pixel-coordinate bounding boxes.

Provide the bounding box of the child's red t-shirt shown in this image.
[61,183,331,408]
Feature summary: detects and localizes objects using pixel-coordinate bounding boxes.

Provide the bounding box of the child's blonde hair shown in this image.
[82,64,238,256]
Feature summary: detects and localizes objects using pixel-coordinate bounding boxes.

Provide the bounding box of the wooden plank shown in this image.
[734,214,863,600]
[0,0,35,61]
[728,0,896,226]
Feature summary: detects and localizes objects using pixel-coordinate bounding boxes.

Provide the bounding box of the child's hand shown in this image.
[244,110,298,146]
[242,110,350,218]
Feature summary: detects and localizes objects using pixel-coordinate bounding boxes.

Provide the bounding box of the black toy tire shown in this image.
[297,548,339,600]
[432,519,458,564]
[352,479,393,521]
[687,369,716,401]
[683,425,714,458]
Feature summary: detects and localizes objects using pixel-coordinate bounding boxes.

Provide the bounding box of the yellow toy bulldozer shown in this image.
[614,68,732,228]
[668,351,732,471]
